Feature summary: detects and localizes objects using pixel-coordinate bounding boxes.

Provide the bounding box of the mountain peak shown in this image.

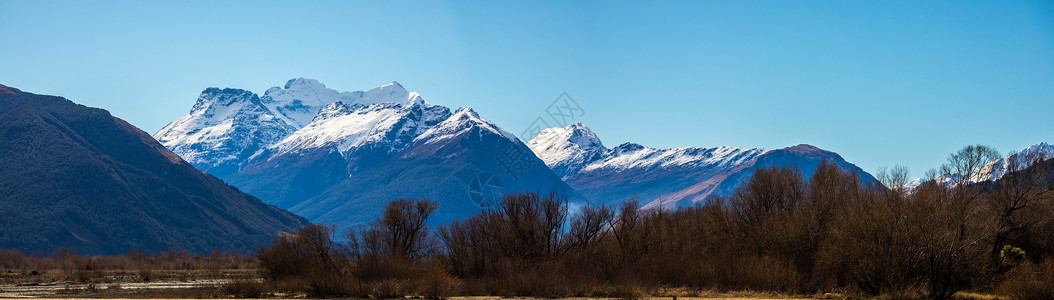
[788,143,821,151]
[283,77,326,90]
[527,123,609,176]
[357,80,423,106]
[415,107,516,143]
[1021,142,1053,154]
[192,87,259,109]
[612,142,646,154]
[979,142,1054,183]
[529,123,606,154]
[262,78,356,128]
[780,144,828,155]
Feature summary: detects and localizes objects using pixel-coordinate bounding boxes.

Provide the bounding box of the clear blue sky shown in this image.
[1,0,1052,178]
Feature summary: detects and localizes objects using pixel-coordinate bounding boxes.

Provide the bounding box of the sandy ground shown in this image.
[0,279,224,298]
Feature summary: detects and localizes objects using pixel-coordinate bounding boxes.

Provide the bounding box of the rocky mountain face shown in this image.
[0,85,308,255]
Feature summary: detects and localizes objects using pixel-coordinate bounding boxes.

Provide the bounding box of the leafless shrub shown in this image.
[223,278,269,298]
[372,279,407,299]
[415,264,462,300]
[997,259,1054,300]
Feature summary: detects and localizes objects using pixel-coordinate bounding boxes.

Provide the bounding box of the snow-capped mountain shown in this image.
[526,123,609,177]
[261,79,425,128]
[528,123,763,179]
[158,78,576,228]
[414,107,520,145]
[288,107,577,228]
[154,88,296,178]
[528,124,877,208]
[984,142,1054,181]
[155,78,424,179]
[909,142,1054,189]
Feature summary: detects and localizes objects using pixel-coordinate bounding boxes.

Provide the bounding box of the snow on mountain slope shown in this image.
[260,79,424,128]
[910,142,1054,188]
[260,78,360,128]
[528,124,878,209]
[527,123,766,206]
[154,88,296,178]
[414,107,518,145]
[528,123,765,180]
[590,143,764,173]
[356,81,427,106]
[155,79,427,178]
[526,123,608,177]
[984,142,1054,181]
[291,106,579,230]
[269,101,450,158]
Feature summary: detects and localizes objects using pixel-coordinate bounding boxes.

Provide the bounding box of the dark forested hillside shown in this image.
[0,86,308,255]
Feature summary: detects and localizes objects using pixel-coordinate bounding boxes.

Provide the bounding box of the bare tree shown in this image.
[876,164,911,194]
[940,144,1002,187]
[362,198,440,260]
[565,204,614,253]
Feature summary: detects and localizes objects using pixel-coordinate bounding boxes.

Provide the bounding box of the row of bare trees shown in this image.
[253,145,1054,299]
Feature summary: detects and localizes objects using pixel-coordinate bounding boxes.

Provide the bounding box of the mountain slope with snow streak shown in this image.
[908,142,1054,190]
[268,101,450,158]
[529,123,878,208]
[528,123,766,207]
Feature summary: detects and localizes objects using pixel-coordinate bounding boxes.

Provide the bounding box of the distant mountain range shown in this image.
[156,78,883,228]
[0,84,308,255]
[527,123,879,208]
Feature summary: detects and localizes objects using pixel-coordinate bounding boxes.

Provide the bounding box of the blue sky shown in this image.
[1,0,1052,178]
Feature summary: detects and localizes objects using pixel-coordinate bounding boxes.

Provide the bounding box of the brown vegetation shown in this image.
[3,144,1052,299]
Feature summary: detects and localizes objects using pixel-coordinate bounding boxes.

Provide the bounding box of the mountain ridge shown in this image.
[0,85,308,255]
[528,123,878,208]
